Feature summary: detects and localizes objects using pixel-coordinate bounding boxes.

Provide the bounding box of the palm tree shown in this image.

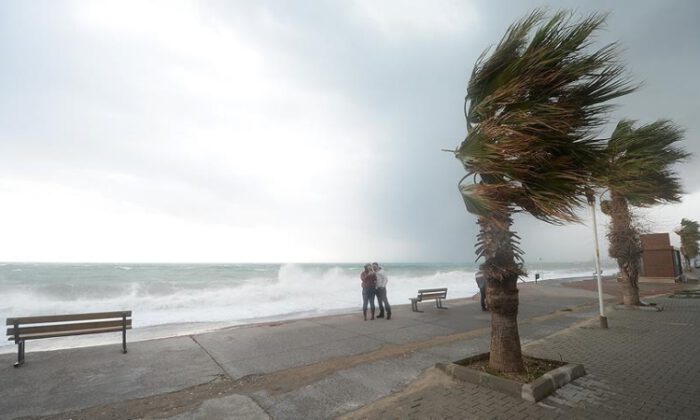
[598,120,688,305]
[454,10,634,373]
[675,218,700,270]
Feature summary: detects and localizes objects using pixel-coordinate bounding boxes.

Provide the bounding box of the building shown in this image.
[639,233,683,283]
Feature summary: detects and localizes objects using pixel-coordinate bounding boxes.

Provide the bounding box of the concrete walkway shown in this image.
[345,286,700,419]
[0,279,692,419]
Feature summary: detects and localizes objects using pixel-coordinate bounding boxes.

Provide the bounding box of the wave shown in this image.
[0,264,478,327]
[0,262,612,333]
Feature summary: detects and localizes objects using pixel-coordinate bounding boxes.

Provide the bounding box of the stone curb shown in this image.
[436,354,585,403]
[613,304,663,312]
[669,290,700,298]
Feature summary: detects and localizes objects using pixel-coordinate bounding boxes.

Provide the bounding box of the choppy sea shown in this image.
[0,261,616,353]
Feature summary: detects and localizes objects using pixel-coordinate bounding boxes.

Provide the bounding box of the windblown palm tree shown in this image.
[454,10,634,373]
[675,218,700,270]
[598,120,688,305]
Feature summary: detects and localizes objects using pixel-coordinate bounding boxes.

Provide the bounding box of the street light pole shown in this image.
[588,192,608,329]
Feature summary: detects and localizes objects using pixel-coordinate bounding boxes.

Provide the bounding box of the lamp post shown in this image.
[587,191,608,329]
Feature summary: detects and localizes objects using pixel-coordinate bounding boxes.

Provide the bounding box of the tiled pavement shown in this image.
[346,296,700,419]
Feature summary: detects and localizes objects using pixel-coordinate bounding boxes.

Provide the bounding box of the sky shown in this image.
[0,0,698,264]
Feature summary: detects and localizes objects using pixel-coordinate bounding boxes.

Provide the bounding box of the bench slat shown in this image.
[417,288,447,293]
[6,311,132,326]
[418,294,446,301]
[7,319,132,337]
[419,292,446,298]
[8,326,132,341]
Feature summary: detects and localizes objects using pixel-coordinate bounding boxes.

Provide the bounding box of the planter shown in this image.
[436,353,585,402]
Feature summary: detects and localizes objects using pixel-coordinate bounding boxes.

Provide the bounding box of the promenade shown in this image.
[1,278,696,420]
[346,292,700,419]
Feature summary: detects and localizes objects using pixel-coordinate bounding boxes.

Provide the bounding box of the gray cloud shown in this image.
[0,0,697,263]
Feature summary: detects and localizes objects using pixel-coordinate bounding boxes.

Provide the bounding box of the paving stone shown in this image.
[349,295,700,420]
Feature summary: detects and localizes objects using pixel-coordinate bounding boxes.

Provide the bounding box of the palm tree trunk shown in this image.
[608,191,642,306]
[478,212,524,373]
[618,260,641,305]
[487,276,522,372]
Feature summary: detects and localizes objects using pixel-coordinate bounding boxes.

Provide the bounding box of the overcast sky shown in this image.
[0,0,698,263]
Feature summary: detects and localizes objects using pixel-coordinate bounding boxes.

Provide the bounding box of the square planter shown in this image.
[436,353,585,402]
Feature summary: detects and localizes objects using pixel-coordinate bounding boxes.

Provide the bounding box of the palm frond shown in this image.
[456,9,635,232]
[675,218,700,260]
[600,119,690,206]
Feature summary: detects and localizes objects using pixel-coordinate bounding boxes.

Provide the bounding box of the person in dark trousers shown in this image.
[360,263,377,320]
[475,271,488,311]
[373,262,391,320]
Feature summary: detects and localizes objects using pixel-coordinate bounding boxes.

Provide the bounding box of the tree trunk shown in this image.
[487,276,522,372]
[478,212,524,373]
[607,191,641,306]
[618,260,640,306]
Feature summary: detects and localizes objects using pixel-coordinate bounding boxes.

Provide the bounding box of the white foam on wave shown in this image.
[0,264,481,354]
[0,264,478,327]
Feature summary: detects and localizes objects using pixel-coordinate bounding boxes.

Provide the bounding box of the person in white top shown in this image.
[372,262,391,320]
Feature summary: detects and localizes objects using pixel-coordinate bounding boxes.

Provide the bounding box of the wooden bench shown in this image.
[6,311,132,367]
[409,288,448,312]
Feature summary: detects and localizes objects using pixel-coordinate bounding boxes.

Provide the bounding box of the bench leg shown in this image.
[436,299,448,309]
[122,315,128,354]
[14,341,25,368]
[411,299,424,313]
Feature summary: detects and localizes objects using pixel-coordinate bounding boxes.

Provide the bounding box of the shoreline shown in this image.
[0,274,608,355]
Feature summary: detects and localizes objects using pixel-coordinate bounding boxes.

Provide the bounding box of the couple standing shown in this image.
[360,262,391,321]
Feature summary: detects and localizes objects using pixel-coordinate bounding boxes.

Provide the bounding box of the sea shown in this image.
[0,261,616,353]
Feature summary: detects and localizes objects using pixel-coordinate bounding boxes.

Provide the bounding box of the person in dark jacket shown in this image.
[360,263,377,320]
[373,262,391,320]
[475,271,488,311]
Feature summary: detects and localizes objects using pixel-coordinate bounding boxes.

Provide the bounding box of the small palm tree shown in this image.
[598,120,688,305]
[455,10,634,372]
[675,218,700,270]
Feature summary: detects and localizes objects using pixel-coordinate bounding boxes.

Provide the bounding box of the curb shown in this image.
[613,304,663,312]
[436,354,586,403]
